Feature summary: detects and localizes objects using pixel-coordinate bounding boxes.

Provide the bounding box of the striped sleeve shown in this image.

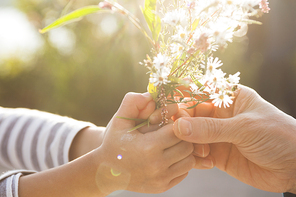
[0,170,35,197]
[0,107,95,171]
[0,173,22,197]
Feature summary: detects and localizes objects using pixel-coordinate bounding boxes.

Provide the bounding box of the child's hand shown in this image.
[94,92,195,194]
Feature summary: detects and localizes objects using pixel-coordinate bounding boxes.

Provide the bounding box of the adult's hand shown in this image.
[173,85,296,193]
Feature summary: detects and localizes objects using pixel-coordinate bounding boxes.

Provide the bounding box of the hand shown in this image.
[173,85,296,193]
[68,94,179,160]
[94,92,195,194]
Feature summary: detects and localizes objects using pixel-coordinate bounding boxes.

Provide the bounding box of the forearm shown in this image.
[19,150,108,197]
[69,126,105,161]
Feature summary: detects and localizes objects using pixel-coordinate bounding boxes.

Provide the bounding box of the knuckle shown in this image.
[123,92,138,101]
[187,154,196,168]
[234,115,258,144]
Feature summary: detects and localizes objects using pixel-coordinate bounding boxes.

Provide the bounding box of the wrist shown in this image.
[92,146,130,194]
[69,126,105,161]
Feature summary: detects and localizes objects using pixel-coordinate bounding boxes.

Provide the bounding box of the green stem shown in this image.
[106,0,155,48]
[169,54,192,77]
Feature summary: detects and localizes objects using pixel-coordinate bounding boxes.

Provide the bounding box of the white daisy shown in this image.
[201,57,223,75]
[208,18,235,47]
[228,72,240,84]
[204,68,227,91]
[149,66,171,86]
[170,43,185,56]
[210,91,233,108]
[162,9,187,27]
[153,53,169,69]
[172,26,189,41]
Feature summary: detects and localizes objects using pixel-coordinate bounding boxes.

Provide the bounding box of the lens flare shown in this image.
[117,154,122,160]
[110,168,121,177]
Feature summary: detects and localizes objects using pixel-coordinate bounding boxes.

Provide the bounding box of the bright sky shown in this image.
[0,7,44,62]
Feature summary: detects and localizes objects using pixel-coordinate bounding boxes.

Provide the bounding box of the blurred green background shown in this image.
[0,0,296,127]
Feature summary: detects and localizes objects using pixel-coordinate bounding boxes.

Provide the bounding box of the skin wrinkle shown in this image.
[202,118,217,143]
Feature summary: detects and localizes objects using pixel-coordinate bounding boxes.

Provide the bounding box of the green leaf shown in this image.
[127,120,149,132]
[40,5,102,34]
[240,19,262,25]
[141,0,161,41]
[190,74,203,88]
[174,88,184,97]
[187,102,200,109]
[116,116,150,132]
[116,116,147,122]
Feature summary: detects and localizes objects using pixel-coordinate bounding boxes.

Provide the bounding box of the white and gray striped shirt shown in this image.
[0,107,95,197]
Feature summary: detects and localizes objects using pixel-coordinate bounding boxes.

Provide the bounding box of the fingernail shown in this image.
[177,118,192,136]
[201,159,213,168]
[194,145,204,157]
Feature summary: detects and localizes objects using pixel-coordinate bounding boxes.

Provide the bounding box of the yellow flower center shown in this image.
[208,65,213,71]
[219,95,224,100]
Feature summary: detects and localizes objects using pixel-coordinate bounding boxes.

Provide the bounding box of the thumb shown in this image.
[173,117,239,144]
[112,92,153,130]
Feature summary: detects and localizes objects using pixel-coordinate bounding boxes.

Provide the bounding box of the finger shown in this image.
[193,143,210,158]
[138,123,160,134]
[193,154,215,169]
[112,92,153,130]
[146,123,182,149]
[173,100,215,121]
[194,102,215,117]
[173,116,240,144]
[173,101,195,120]
[149,104,178,124]
[138,99,156,120]
[167,173,188,190]
[176,84,209,100]
[163,141,193,165]
[168,154,195,178]
[138,119,174,134]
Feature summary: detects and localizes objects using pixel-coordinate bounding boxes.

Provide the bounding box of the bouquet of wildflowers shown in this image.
[41,0,270,126]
